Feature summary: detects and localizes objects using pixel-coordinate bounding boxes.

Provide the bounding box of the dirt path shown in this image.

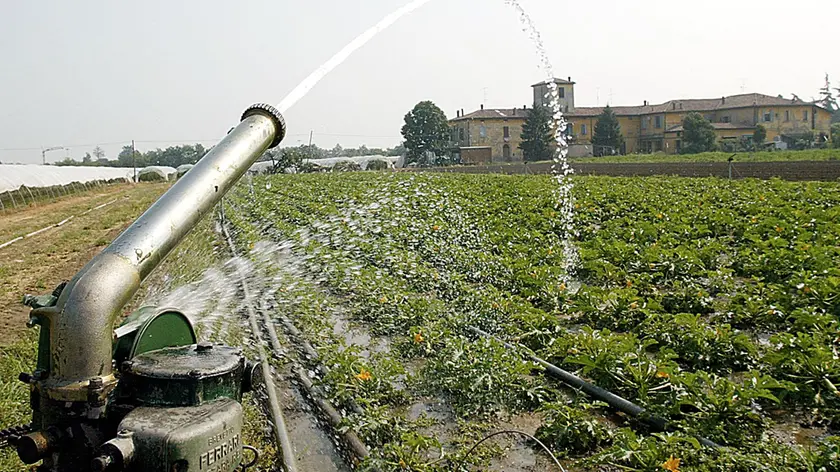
[0,183,168,344]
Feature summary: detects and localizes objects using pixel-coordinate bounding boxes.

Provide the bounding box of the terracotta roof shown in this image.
[451,93,826,122]
[450,108,530,121]
[667,123,756,133]
[532,77,575,87]
[568,93,823,117]
[568,106,646,117]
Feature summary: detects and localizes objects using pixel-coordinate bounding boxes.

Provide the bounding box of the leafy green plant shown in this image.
[638,313,757,373]
[535,402,613,457]
[668,371,788,446]
[421,336,546,416]
[764,331,840,423]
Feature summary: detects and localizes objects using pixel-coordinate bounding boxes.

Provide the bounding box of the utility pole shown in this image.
[132,140,137,182]
[308,130,314,160]
[42,146,65,165]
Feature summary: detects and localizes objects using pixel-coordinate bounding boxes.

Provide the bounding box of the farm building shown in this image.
[449,78,834,162]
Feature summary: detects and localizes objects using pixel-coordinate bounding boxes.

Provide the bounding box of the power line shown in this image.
[0,133,403,154]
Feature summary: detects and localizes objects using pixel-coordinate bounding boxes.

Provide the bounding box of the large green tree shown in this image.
[818,74,838,113]
[519,103,553,161]
[401,101,450,166]
[681,113,717,154]
[831,123,840,149]
[592,105,624,156]
[753,125,767,150]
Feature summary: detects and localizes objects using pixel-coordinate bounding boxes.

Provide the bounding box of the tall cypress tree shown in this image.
[592,105,624,156]
[519,103,553,161]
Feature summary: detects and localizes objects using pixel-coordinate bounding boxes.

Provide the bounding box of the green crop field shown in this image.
[570,148,840,164]
[220,172,840,471]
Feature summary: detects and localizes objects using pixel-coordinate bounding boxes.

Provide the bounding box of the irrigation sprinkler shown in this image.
[4,104,287,472]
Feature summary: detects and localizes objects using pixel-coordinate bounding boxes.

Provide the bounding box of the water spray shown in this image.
[6,104,286,472]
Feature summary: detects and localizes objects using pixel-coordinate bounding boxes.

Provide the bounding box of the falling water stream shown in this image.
[504,0,579,279]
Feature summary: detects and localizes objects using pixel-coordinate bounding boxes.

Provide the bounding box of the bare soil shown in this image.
[0,183,168,344]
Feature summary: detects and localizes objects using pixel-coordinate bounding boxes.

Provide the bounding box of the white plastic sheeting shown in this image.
[176,164,195,177]
[248,161,274,174]
[138,166,178,181]
[305,155,400,170]
[0,165,134,193]
[246,155,400,174]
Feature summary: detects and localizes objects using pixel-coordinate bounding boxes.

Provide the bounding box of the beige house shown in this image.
[449,78,834,161]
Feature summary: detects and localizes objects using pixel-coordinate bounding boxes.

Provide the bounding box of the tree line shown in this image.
[52,142,405,169]
[54,144,209,168]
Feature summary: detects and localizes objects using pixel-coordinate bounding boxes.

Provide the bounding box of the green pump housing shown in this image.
[9,104,286,472]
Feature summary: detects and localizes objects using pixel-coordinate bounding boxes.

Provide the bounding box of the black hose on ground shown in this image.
[467,326,722,449]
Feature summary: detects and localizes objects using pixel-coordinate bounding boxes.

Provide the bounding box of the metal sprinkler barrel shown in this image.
[13,104,286,471]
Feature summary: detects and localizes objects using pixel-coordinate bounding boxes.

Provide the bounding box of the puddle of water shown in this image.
[331,314,390,358]
[485,412,565,472]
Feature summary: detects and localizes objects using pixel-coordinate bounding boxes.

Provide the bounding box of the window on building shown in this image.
[654,116,662,129]
[721,116,731,123]
[785,110,790,122]
[803,111,809,121]
[764,111,772,122]
[503,126,510,138]
[479,124,487,138]
[503,144,511,161]
[459,128,464,140]
[581,124,587,136]
[642,118,648,130]
[559,87,565,98]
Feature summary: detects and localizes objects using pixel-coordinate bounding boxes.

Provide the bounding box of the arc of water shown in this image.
[275,0,434,114]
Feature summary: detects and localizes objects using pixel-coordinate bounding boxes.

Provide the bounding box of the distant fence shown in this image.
[409,161,840,181]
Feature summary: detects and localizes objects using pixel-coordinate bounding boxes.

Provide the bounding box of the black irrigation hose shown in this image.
[262,298,374,463]
[467,326,722,449]
[273,309,365,416]
[291,364,373,461]
[454,430,566,472]
[223,210,373,469]
[221,216,300,472]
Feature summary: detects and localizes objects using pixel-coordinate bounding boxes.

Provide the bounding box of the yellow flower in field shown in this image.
[379,296,387,304]
[656,213,664,219]
[414,332,424,344]
[775,226,783,233]
[662,456,681,472]
[630,302,638,310]
[355,369,372,382]
[559,283,567,291]
[751,216,757,223]
[432,225,441,231]
[626,280,633,288]
[656,371,670,379]
[759,195,766,201]
[399,459,407,468]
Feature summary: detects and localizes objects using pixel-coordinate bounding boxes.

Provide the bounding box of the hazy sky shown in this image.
[1,0,838,164]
